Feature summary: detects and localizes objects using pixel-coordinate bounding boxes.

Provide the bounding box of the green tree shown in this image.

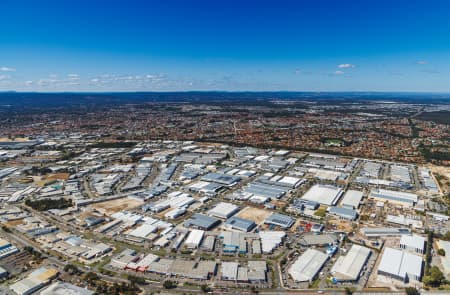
[423,266,445,287]
[200,284,211,293]
[405,287,419,295]
[163,280,177,289]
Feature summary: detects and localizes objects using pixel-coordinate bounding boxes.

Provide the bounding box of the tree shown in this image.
[200,284,211,293]
[437,248,446,256]
[405,287,420,295]
[423,266,445,287]
[163,280,177,289]
[127,274,146,285]
[344,287,354,295]
[84,272,99,285]
[64,264,81,275]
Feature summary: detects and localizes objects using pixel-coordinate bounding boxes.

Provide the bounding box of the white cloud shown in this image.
[0,74,11,81]
[416,60,427,65]
[25,80,33,86]
[0,66,16,72]
[334,70,344,75]
[338,64,355,69]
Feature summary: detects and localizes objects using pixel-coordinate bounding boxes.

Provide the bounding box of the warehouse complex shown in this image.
[0,139,445,294]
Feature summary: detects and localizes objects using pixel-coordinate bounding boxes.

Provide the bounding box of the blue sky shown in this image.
[1,0,450,92]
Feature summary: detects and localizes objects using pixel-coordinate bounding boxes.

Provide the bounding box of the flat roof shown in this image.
[301,184,343,206]
[341,190,364,209]
[184,213,220,230]
[208,202,239,218]
[400,235,425,251]
[331,244,371,281]
[40,282,94,295]
[264,213,294,228]
[225,216,256,232]
[288,249,328,282]
[378,247,422,280]
[369,188,418,205]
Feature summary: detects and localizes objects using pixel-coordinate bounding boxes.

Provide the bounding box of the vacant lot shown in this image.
[89,197,142,215]
[236,206,271,225]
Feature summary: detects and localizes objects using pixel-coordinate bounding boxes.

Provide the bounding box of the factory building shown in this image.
[301,184,343,206]
[225,216,256,232]
[259,231,286,253]
[361,227,411,238]
[340,190,364,209]
[184,229,205,249]
[9,267,58,295]
[369,188,418,207]
[377,247,423,282]
[328,206,358,220]
[400,235,426,254]
[184,213,221,230]
[264,213,295,229]
[201,172,241,186]
[288,249,328,282]
[208,202,240,219]
[331,245,371,282]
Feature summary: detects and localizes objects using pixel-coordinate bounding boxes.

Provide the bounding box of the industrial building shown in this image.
[200,235,216,251]
[225,216,256,232]
[184,213,221,230]
[377,247,423,282]
[0,238,19,259]
[288,249,328,282]
[328,206,358,220]
[369,188,418,207]
[110,249,138,269]
[184,229,205,249]
[201,172,241,186]
[221,262,239,280]
[299,233,338,246]
[331,245,371,281]
[264,213,295,229]
[208,202,240,219]
[340,190,364,209]
[258,231,286,253]
[361,227,411,238]
[221,261,267,282]
[220,231,253,254]
[40,282,94,295]
[400,235,426,254]
[9,267,58,295]
[301,184,343,206]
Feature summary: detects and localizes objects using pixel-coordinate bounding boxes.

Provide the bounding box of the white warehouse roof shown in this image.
[400,235,425,252]
[377,247,422,281]
[208,202,239,219]
[331,244,371,281]
[369,189,418,206]
[301,184,343,206]
[184,229,205,248]
[341,190,364,209]
[288,249,328,282]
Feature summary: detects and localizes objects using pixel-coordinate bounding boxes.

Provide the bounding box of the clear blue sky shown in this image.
[1,0,450,92]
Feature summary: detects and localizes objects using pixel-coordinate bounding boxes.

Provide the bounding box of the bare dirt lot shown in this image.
[88,197,142,215]
[236,206,271,225]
